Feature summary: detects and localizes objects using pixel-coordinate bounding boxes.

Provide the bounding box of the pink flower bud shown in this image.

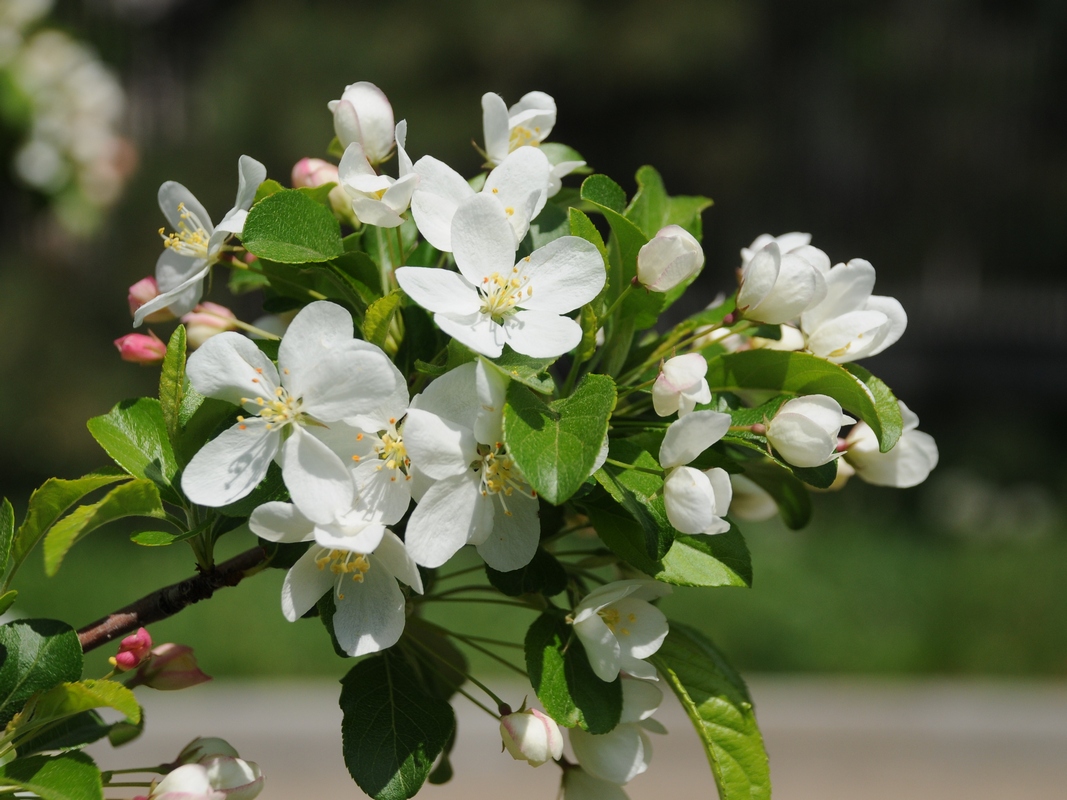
[114,331,166,365]
[128,276,176,323]
[133,643,212,691]
[499,708,564,767]
[291,157,339,189]
[110,627,152,671]
[181,302,237,349]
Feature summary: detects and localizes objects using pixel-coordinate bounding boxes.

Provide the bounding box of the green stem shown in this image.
[604,458,663,477]
[422,585,501,602]
[454,685,500,720]
[616,378,656,401]
[447,632,529,677]
[434,563,488,583]
[427,598,537,609]
[404,635,508,710]
[601,282,635,322]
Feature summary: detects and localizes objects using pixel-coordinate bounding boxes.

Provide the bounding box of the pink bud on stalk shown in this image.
[114,331,166,365]
[291,157,339,188]
[128,277,176,323]
[130,643,212,690]
[110,627,153,671]
[182,302,237,349]
[499,708,564,766]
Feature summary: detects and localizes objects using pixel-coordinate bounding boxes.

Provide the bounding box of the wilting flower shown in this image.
[131,643,211,691]
[181,302,396,511]
[328,81,395,166]
[338,120,417,228]
[570,678,664,785]
[410,146,551,252]
[182,302,237,350]
[844,401,938,487]
[114,331,166,365]
[799,258,907,363]
[397,193,604,358]
[499,707,564,766]
[110,627,152,671]
[766,395,854,468]
[652,353,711,417]
[659,411,734,535]
[736,239,828,325]
[134,155,266,326]
[636,225,704,293]
[402,362,540,572]
[571,579,671,682]
[128,276,175,323]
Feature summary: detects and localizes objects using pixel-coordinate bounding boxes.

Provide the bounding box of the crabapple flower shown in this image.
[499,707,564,766]
[141,764,225,800]
[844,401,938,487]
[134,155,266,326]
[178,738,241,764]
[337,120,417,227]
[636,225,704,293]
[799,259,907,363]
[201,757,263,800]
[410,146,551,252]
[766,395,854,468]
[659,411,734,535]
[570,678,664,785]
[741,231,830,274]
[728,474,779,521]
[328,81,395,166]
[114,331,166,365]
[131,643,211,690]
[128,276,175,323]
[397,193,604,358]
[181,301,397,512]
[110,627,152,671]
[182,302,236,349]
[571,578,672,682]
[248,501,422,657]
[736,240,828,325]
[402,362,540,572]
[652,353,711,417]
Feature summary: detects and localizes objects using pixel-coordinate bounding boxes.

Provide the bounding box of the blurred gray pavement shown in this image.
[89,678,1067,799]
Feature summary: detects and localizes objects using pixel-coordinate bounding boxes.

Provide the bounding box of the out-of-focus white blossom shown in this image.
[766,395,853,468]
[844,401,938,487]
[728,475,778,522]
[569,678,664,785]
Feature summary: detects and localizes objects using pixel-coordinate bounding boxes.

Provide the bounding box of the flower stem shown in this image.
[604,457,663,476]
[601,282,635,322]
[404,635,508,711]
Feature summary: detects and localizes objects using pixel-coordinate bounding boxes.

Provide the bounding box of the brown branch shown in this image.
[77,546,269,653]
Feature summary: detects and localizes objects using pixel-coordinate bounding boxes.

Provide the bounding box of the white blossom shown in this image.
[561,768,631,800]
[844,401,938,487]
[396,193,604,359]
[659,411,734,535]
[652,353,711,417]
[147,764,225,800]
[800,259,907,363]
[328,81,395,166]
[736,238,828,324]
[765,395,853,468]
[571,579,671,682]
[135,156,266,325]
[570,678,664,785]
[728,474,779,521]
[337,120,417,228]
[181,302,397,511]
[499,707,564,766]
[636,225,704,293]
[410,146,551,252]
[201,757,263,800]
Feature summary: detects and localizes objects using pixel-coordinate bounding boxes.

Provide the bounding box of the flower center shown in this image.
[238,385,304,432]
[370,420,412,483]
[159,202,211,259]
[315,548,371,601]
[479,268,532,323]
[509,125,541,152]
[475,443,536,516]
[598,606,637,636]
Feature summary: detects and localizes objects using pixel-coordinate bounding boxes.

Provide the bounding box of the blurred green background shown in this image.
[2,0,1066,677]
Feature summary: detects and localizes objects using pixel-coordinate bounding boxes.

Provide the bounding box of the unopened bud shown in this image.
[114,332,166,365]
[132,643,212,691]
[766,395,854,468]
[291,157,338,189]
[182,303,237,349]
[636,225,704,293]
[202,756,264,800]
[144,764,224,800]
[178,737,241,765]
[110,627,152,671]
[499,708,564,767]
[128,276,176,323]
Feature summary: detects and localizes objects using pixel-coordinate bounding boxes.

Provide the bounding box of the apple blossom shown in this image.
[570,678,664,785]
[728,474,779,521]
[636,225,704,293]
[110,626,152,671]
[397,193,604,359]
[178,738,241,764]
[736,240,827,324]
[402,362,540,571]
[127,276,175,323]
[499,707,564,766]
[571,578,672,682]
[659,411,734,535]
[328,81,395,166]
[134,155,266,326]
[140,764,225,800]
[114,331,166,365]
[765,394,854,468]
[201,756,264,800]
[337,119,417,229]
[844,401,938,487]
[799,258,907,363]
[652,353,711,417]
[410,146,551,252]
[741,231,831,274]
[181,302,236,349]
[181,301,397,512]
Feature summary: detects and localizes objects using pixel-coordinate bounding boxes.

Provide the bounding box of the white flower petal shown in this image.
[281,428,355,524]
[296,343,399,422]
[434,311,505,358]
[863,294,908,356]
[502,309,582,358]
[737,242,780,312]
[185,332,280,406]
[313,518,386,554]
[352,458,411,524]
[410,155,474,252]
[409,362,480,430]
[181,419,280,507]
[334,82,395,164]
[278,301,355,369]
[481,92,511,165]
[134,250,207,325]
[562,769,631,800]
[729,474,779,521]
[451,193,517,285]
[157,181,213,236]
[767,412,839,468]
[332,556,407,656]
[474,359,508,445]
[249,501,315,543]
[611,596,669,660]
[281,547,335,621]
[518,236,606,314]
[659,410,732,469]
[663,466,715,534]
[573,614,622,682]
[801,258,877,332]
[483,146,551,242]
[405,472,485,567]
[570,724,650,785]
[620,679,663,723]
[745,252,823,324]
[476,491,540,571]
[372,530,423,593]
[805,309,888,362]
[402,407,477,480]
[395,267,481,316]
[705,467,734,519]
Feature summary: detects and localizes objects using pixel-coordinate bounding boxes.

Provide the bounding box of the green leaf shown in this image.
[739,460,812,530]
[723,435,837,489]
[486,547,567,597]
[130,528,199,546]
[340,651,455,800]
[159,325,187,447]
[174,393,234,468]
[0,619,82,728]
[0,752,104,800]
[363,218,420,275]
[16,711,111,756]
[525,613,622,733]
[253,178,284,204]
[242,189,345,264]
[43,480,165,576]
[568,208,608,261]
[580,174,626,214]
[11,471,130,577]
[841,363,904,453]
[503,374,617,504]
[363,292,402,349]
[625,165,712,241]
[484,349,557,394]
[705,350,902,452]
[525,202,571,251]
[0,498,14,580]
[593,440,673,560]
[86,398,180,504]
[0,591,16,615]
[28,680,141,728]
[650,624,770,800]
